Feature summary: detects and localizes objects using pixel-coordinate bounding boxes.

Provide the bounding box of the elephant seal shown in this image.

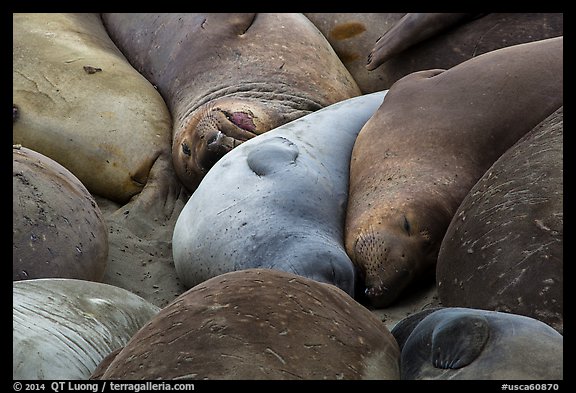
[13,145,108,282]
[93,269,400,380]
[13,13,172,204]
[13,278,160,380]
[344,37,563,308]
[437,107,563,334]
[172,91,387,296]
[101,13,361,192]
[304,13,406,93]
[391,307,563,380]
[365,13,563,88]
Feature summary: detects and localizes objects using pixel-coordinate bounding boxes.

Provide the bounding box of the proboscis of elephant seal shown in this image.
[172,91,387,296]
[94,269,400,380]
[101,13,361,192]
[391,307,563,380]
[304,13,405,93]
[365,13,563,88]
[13,13,172,203]
[345,37,563,308]
[13,145,108,282]
[437,107,563,334]
[13,278,160,380]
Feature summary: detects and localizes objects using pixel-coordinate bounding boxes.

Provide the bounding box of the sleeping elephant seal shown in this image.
[365,13,563,88]
[345,37,563,308]
[101,13,361,191]
[437,107,563,334]
[13,13,173,204]
[93,269,400,380]
[13,278,160,380]
[391,307,563,380]
[304,13,406,93]
[172,91,387,296]
[13,145,108,282]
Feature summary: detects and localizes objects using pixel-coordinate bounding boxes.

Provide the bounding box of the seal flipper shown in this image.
[246,136,299,177]
[366,13,480,71]
[431,313,490,369]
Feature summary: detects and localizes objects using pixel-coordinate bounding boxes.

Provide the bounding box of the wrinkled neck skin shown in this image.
[172,86,324,191]
[348,196,452,308]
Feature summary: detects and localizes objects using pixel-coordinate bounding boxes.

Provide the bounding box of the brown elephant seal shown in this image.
[13,278,160,379]
[101,13,361,191]
[304,13,406,93]
[391,307,563,380]
[13,13,172,204]
[344,37,563,308]
[93,269,400,380]
[365,13,563,87]
[437,107,563,334]
[13,145,108,282]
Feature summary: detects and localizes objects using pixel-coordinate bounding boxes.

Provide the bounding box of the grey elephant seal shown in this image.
[13,278,160,379]
[391,307,563,380]
[437,107,563,334]
[93,269,400,380]
[172,91,387,296]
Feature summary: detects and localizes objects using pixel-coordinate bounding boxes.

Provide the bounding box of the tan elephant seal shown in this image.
[13,278,160,380]
[345,37,563,308]
[437,107,563,334]
[13,13,172,204]
[13,145,108,282]
[93,269,400,380]
[101,13,361,192]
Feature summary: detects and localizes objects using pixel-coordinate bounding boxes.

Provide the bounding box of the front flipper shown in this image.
[431,313,490,369]
[246,136,299,177]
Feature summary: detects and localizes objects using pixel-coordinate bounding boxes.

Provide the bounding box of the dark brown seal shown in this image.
[344,37,563,308]
[13,146,108,281]
[101,13,361,191]
[365,13,563,87]
[437,107,563,334]
[94,269,400,380]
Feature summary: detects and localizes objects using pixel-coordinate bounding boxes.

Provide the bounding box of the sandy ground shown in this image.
[94,185,441,333]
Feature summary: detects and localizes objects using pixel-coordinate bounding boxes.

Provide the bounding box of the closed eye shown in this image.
[403,216,411,235]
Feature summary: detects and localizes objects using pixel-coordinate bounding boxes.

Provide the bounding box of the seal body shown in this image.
[391,307,563,380]
[366,13,563,86]
[437,107,563,334]
[101,13,361,191]
[345,37,563,308]
[12,13,172,203]
[172,91,387,296]
[94,269,400,380]
[304,13,405,93]
[13,146,108,282]
[13,278,160,380]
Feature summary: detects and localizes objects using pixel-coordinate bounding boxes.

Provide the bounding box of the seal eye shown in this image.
[403,216,411,235]
[181,142,191,156]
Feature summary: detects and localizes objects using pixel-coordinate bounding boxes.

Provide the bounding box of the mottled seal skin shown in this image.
[304,13,406,93]
[391,307,563,380]
[13,146,108,282]
[13,13,173,204]
[13,278,160,380]
[94,269,400,380]
[345,37,563,308]
[437,107,563,334]
[101,13,361,192]
[172,91,387,296]
[365,13,563,87]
